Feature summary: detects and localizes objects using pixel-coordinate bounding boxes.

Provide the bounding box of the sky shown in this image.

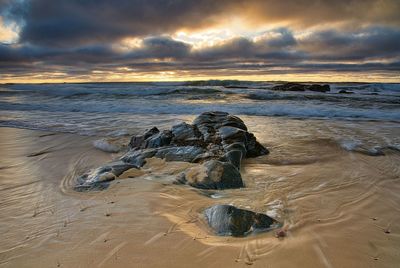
[0,0,400,83]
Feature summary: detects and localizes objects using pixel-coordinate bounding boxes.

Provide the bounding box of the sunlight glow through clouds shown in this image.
[0,17,19,43]
[172,17,279,50]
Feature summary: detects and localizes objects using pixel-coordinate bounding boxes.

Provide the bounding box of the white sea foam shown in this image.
[92,139,121,153]
[340,139,362,151]
[266,199,284,218]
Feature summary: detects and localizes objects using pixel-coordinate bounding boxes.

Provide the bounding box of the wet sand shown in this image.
[1,124,400,268]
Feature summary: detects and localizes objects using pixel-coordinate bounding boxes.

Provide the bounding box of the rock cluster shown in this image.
[75,111,279,237]
[272,82,330,93]
[76,111,268,191]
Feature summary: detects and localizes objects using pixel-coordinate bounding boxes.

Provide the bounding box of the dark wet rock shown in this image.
[155,146,204,162]
[387,145,400,153]
[145,130,172,148]
[224,150,242,169]
[107,161,139,176]
[171,122,197,141]
[272,83,330,93]
[220,115,247,131]
[272,82,305,91]
[338,89,354,94]
[244,132,269,157]
[75,162,137,191]
[307,84,330,93]
[121,148,157,167]
[218,126,247,142]
[175,160,243,189]
[76,111,268,191]
[223,142,247,157]
[192,152,216,163]
[354,147,385,156]
[129,127,159,149]
[204,205,279,237]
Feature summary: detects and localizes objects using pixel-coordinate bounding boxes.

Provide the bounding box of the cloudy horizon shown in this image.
[1,0,400,83]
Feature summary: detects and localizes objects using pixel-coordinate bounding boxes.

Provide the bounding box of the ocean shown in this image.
[1,82,400,128]
[1,81,399,152]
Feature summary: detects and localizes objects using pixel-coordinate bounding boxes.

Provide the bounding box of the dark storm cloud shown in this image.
[298,27,400,61]
[1,26,400,77]
[126,37,191,59]
[16,0,232,46]
[0,43,116,64]
[0,25,400,65]
[262,28,297,48]
[191,36,305,62]
[1,0,400,80]
[3,0,400,47]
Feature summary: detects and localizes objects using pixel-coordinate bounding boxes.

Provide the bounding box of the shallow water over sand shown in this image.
[1,114,400,267]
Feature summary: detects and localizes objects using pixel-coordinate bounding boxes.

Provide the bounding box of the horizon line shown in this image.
[1,79,400,85]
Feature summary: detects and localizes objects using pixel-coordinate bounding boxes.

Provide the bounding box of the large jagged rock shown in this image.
[204,205,280,237]
[129,127,159,149]
[171,122,198,141]
[272,83,330,93]
[76,111,268,190]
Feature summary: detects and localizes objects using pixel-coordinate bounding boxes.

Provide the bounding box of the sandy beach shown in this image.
[1,121,399,268]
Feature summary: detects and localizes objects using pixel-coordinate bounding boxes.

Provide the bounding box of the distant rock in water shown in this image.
[204,204,280,237]
[75,111,268,191]
[272,82,330,93]
[338,89,354,94]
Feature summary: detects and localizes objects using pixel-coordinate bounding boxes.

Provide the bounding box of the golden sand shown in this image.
[0,126,399,267]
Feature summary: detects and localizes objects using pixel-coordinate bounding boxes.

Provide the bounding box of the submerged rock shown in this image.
[204,205,280,237]
[307,84,330,93]
[272,82,306,92]
[272,83,330,93]
[76,111,268,190]
[338,89,354,94]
